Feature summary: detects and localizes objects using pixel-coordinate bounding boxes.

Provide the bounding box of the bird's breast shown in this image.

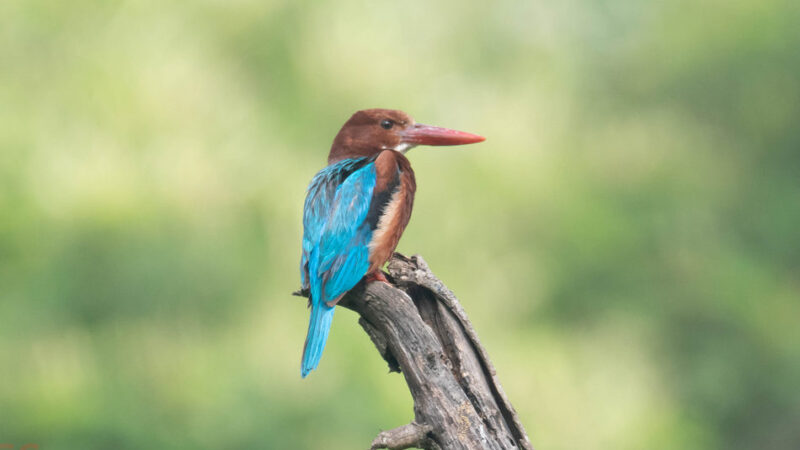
[367,152,416,272]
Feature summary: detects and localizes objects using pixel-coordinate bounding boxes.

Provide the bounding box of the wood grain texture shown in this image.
[295,253,533,450]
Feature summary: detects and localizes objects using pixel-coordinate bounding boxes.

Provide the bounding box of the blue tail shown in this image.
[301,304,336,377]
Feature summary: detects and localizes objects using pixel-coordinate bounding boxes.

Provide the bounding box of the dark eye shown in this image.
[380,119,394,130]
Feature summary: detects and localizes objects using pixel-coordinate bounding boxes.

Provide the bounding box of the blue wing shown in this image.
[299,158,376,377]
[300,157,375,301]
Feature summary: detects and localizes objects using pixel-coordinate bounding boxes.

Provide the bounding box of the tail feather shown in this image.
[301,304,336,377]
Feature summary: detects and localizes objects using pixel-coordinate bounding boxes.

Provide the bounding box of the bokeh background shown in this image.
[2,0,799,449]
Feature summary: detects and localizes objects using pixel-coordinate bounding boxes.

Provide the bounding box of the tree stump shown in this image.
[296,253,533,450]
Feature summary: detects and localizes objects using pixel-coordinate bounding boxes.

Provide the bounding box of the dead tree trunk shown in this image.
[296,254,533,450]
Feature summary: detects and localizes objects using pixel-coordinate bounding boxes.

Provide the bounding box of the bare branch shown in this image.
[370,422,435,450]
[330,253,533,450]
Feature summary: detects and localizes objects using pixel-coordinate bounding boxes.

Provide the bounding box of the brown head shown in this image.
[328,108,485,164]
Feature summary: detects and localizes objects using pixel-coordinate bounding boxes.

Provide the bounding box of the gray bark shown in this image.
[296,253,533,450]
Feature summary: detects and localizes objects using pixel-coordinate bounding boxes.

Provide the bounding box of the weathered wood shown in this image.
[296,253,533,450]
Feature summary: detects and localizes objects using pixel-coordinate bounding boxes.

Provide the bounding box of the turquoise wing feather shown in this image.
[300,158,376,377]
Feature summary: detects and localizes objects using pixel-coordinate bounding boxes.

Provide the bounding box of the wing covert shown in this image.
[300,158,376,305]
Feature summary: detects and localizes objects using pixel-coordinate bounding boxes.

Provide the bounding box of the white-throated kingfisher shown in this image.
[299,108,485,377]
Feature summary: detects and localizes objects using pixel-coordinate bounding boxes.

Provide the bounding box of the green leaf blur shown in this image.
[1,0,798,449]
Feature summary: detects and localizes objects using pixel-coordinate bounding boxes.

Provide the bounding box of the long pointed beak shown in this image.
[401,123,485,146]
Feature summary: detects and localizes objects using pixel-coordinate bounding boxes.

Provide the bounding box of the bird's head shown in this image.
[328,108,485,164]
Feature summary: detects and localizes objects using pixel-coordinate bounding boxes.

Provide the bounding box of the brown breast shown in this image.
[367,150,416,273]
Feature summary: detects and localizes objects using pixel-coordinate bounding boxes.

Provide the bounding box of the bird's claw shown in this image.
[365,271,391,284]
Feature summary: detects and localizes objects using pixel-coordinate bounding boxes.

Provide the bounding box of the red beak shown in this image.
[401,123,485,146]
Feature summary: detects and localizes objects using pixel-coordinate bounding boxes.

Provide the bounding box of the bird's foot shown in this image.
[365,270,391,284]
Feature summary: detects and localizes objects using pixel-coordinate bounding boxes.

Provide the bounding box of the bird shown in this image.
[299,108,485,378]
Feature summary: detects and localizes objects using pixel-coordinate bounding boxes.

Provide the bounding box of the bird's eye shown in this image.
[380,119,394,130]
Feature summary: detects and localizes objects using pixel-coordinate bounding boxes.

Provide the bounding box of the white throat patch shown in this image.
[393,142,415,154]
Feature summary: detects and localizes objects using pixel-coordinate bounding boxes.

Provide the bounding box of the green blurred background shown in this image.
[2,0,799,448]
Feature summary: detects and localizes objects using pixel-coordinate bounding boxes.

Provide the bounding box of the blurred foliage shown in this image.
[1,0,799,449]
